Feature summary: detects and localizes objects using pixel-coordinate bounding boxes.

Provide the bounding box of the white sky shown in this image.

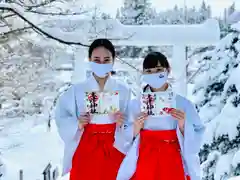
[90,0,240,17]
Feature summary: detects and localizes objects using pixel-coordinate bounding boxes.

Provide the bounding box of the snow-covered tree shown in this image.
[101,12,111,20]
[0,0,103,124]
[228,3,236,17]
[151,4,211,25]
[197,0,211,23]
[0,2,96,177]
[0,1,92,122]
[0,155,5,180]
[120,0,155,25]
[190,22,240,179]
[116,8,120,19]
[187,6,197,24]
[116,0,156,58]
[0,35,73,126]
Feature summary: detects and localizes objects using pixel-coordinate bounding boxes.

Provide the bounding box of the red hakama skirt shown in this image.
[131,129,191,180]
[70,123,125,180]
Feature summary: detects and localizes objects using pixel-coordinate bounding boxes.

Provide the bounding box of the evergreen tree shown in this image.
[201,0,207,11]
[228,2,236,16]
[191,24,240,179]
[198,0,209,22]
[120,0,154,25]
[151,3,211,25]
[224,8,228,24]
[101,12,111,20]
[174,5,178,11]
[117,0,156,58]
[116,8,120,20]
[207,5,212,18]
[188,6,197,24]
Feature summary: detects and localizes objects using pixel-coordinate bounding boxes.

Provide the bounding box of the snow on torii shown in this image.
[69,19,220,97]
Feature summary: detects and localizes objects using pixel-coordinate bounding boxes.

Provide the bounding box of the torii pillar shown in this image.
[71,19,220,97]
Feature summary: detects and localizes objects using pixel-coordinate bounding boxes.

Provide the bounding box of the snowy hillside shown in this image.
[190,22,240,179]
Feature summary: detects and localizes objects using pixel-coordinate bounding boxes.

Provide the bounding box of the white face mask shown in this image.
[142,71,168,89]
[89,62,113,78]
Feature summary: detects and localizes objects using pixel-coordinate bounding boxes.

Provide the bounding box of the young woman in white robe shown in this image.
[55,39,133,180]
[117,52,205,180]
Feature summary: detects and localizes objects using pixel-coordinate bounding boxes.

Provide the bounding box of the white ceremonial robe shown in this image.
[55,74,134,175]
[117,89,205,180]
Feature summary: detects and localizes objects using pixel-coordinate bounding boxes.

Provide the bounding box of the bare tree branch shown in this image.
[0,26,32,36]
[0,4,137,47]
[2,9,90,18]
[26,9,90,16]
[0,13,11,27]
[2,13,15,18]
[16,0,25,6]
[187,64,205,83]
[116,57,140,72]
[0,4,89,47]
[0,4,139,72]
[12,0,57,10]
[1,0,68,19]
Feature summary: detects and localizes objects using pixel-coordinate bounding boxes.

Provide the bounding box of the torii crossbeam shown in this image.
[68,19,220,97]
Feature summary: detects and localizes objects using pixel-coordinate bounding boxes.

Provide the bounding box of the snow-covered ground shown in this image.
[0,70,72,180]
[229,177,240,180]
[0,119,66,180]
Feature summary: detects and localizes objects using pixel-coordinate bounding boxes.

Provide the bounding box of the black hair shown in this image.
[142,52,170,92]
[88,38,115,58]
[110,70,116,75]
[143,52,170,70]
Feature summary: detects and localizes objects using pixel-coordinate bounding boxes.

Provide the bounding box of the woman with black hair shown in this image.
[117,52,205,180]
[55,39,133,180]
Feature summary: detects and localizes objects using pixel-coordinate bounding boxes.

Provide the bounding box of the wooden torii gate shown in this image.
[71,19,220,97]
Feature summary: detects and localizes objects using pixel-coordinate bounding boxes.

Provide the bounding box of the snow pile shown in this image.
[0,120,64,180]
[229,176,240,180]
[190,23,240,179]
